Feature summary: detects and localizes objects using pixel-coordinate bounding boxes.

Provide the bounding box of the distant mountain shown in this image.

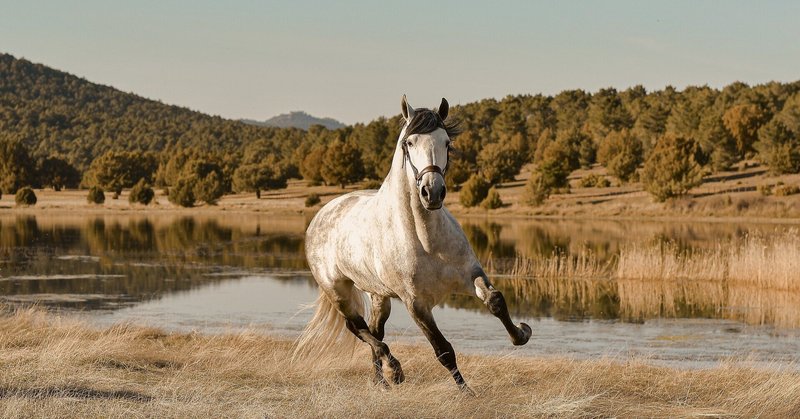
[242,111,345,130]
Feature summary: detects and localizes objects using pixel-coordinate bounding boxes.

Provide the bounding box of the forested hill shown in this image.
[0,53,303,170]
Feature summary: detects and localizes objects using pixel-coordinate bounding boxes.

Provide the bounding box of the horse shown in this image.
[295,95,531,392]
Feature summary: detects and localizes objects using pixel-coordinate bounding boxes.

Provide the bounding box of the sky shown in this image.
[1,1,799,124]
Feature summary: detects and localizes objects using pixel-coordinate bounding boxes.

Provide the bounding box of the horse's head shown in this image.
[399,95,459,211]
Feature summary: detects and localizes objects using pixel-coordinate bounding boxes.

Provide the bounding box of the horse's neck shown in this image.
[377,144,448,252]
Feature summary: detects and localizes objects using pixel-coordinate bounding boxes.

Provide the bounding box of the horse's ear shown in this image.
[437,98,449,121]
[401,94,416,122]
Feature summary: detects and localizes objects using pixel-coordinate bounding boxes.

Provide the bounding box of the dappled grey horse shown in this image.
[295,95,531,391]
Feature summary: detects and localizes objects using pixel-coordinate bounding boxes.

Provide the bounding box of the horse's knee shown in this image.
[486,291,509,318]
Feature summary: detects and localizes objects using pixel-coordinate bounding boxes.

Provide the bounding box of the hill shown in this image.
[0,53,304,170]
[242,111,345,130]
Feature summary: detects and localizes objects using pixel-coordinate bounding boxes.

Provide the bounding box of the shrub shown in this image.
[15,187,36,206]
[597,129,643,183]
[578,174,611,188]
[755,119,800,174]
[305,193,321,207]
[168,178,195,207]
[757,184,773,196]
[459,174,491,207]
[524,170,550,206]
[481,187,503,209]
[774,184,800,196]
[87,186,105,204]
[194,172,225,205]
[641,134,703,202]
[129,179,155,205]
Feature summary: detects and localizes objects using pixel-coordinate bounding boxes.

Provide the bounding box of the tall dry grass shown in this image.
[1,308,799,418]
[617,230,800,327]
[496,230,800,327]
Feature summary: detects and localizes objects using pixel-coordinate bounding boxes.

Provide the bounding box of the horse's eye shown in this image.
[405,140,412,147]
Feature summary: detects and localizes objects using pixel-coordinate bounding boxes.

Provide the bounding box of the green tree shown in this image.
[129,178,155,205]
[480,187,503,209]
[194,171,225,205]
[641,134,704,202]
[86,150,157,194]
[168,178,196,207]
[587,87,633,139]
[300,143,327,184]
[0,137,37,194]
[232,155,288,198]
[597,129,643,183]
[723,103,768,158]
[38,156,80,191]
[755,119,800,174]
[87,186,105,204]
[321,140,365,188]
[523,169,550,206]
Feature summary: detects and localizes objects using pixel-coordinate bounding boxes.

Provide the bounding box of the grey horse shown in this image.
[295,95,531,392]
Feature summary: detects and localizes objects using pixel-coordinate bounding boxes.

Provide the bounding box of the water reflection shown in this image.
[1,214,798,328]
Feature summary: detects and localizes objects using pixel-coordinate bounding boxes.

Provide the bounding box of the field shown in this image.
[1,309,798,418]
[2,162,800,221]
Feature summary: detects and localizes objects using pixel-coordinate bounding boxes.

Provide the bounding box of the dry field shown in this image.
[1,308,799,418]
[2,162,800,221]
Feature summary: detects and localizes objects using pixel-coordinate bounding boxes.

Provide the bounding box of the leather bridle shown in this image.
[401,136,450,187]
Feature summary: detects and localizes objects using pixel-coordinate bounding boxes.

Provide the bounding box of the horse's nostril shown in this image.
[421,186,429,199]
[440,187,447,201]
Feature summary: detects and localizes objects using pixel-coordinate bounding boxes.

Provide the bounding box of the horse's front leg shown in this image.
[406,299,473,394]
[474,271,532,346]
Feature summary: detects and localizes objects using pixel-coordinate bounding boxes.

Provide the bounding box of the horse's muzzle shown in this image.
[420,183,446,210]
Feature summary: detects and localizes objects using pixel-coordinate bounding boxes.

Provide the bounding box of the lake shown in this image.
[2,213,799,369]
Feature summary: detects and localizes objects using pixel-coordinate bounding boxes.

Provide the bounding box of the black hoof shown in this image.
[512,322,532,346]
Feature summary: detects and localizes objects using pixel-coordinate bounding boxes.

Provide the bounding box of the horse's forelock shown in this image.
[403,109,461,139]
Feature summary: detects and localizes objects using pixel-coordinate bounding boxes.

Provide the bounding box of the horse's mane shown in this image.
[403,108,462,139]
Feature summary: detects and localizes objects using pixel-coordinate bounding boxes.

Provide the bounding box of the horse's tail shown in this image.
[292,287,366,363]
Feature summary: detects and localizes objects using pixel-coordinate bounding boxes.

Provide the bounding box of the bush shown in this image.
[459,174,491,207]
[758,184,773,196]
[15,187,36,207]
[597,129,643,183]
[641,134,703,202]
[194,172,225,205]
[168,178,195,207]
[305,193,321,207]
[480,187,503,209]
[87,186,105,204]
[129,179,155,205]
[578,174,611,188]
[524,170,550,206]
[774,184,800,196]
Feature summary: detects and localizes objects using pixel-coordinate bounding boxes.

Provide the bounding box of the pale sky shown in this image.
[1,1,799,124]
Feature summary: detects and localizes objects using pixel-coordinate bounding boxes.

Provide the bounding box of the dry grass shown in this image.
[1,309,799,418]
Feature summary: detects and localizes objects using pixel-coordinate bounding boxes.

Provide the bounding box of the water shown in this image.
[2,213,799,368]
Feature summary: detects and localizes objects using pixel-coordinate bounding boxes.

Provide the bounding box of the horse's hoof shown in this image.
[513,322,532,346]
[388,358,405,384]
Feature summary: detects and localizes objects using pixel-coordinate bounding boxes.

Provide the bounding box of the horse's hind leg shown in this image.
[368,294,393,385]
[473,270,532,346]
[406,299,473,394]
[327,281,404,385]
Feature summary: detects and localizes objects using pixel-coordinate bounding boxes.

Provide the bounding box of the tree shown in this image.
[477,138,524,184]
[481,187,503,209]
[232,155,288,198]
[459,174,491,207]
[194,171,225,205]
[0,137,36,194]
[321,140,365,188]
[523,169,550,206]
[723,103,768,158]
[641,134,704,202]
[597,130,643,183]
[87,186,105,204]
[587,87,633,139]
[300,144,327,184]
[168,178,196,207]
[537,135,576,191]
[755,119,800,174]
[38,156,80,191]
[129,178,155,205]
[86,150,157,194]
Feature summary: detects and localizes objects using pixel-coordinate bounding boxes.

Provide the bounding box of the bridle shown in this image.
[401,134,450,187]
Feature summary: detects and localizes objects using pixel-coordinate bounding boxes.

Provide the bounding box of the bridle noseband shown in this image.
[401,137,450,187]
